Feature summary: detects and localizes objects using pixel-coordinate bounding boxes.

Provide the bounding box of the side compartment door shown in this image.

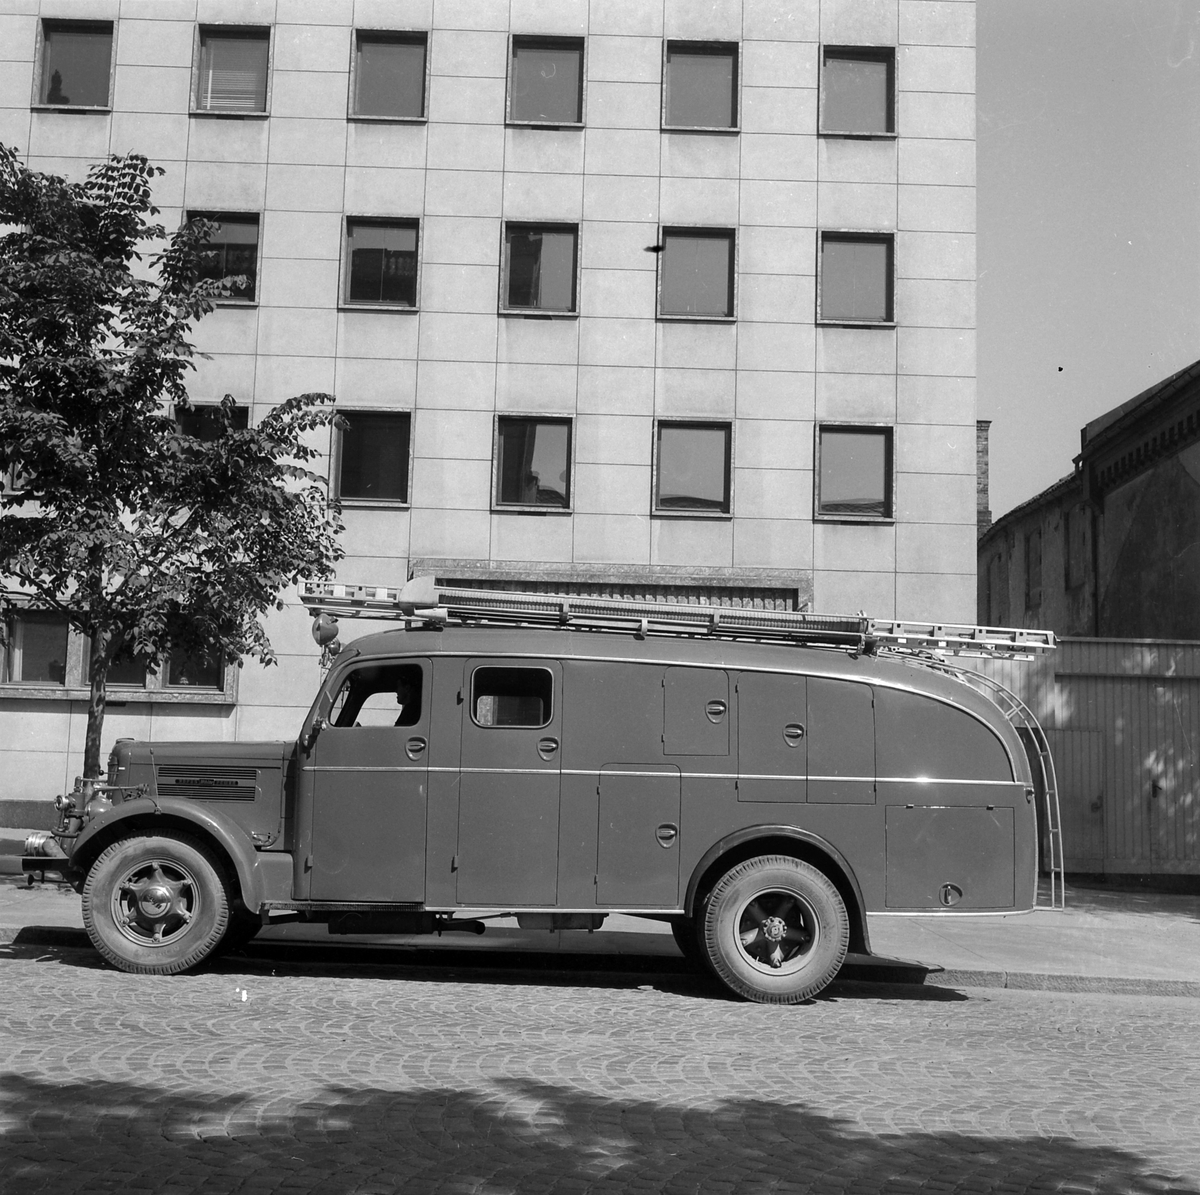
[737,671,807,802]
[304,658,431,903]
[663,667,730,756]
[456,659,562,906]
[807,677,875,804]
[596,764,681,906]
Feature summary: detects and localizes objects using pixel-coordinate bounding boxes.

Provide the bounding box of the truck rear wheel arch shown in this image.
[72,810,256,913]
[685,829,869,957]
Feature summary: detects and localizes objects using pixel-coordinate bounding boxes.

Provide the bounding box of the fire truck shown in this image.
[22,578,1061,1004]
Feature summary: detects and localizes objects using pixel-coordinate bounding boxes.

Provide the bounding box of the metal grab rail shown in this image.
[895,654,1066,910]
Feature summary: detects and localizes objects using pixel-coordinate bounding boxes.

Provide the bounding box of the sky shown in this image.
[978,0,1200,517]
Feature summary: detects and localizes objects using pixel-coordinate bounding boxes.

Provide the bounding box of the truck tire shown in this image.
[701,855,848,1004]
[82,833,231,975]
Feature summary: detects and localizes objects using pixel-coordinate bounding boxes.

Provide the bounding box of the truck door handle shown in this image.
[537,737,559,760]
[783,723,805,746]
[656,823,678,848]
[705,700,727,722]
[405,736,427,760]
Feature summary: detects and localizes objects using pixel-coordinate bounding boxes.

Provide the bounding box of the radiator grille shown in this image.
[156,764,258,801]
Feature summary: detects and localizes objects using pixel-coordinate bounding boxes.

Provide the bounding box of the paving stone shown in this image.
[0,949,1198,1194]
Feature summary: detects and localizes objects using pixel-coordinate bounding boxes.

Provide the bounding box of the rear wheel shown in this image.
[82,833,231,975]
[701,855,848,1004]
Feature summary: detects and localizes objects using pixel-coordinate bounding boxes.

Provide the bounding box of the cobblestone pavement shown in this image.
[1,944,1198,1195]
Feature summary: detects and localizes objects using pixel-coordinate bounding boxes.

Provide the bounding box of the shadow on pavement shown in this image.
[0,938,966,1003]
[1,1072,1190,1195]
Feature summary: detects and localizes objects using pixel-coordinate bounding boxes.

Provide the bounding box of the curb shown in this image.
[3,925,1199,997]
[922,968,1200,999]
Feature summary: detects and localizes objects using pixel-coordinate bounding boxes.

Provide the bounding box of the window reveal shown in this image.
[188,213,260,301]
[346,220,418,306]
[509,37,584,124]
[354,32,426,119]
[656,423,732,514]
[660,230,734,318]
[820,233,893,323]
[337,412,411,503]
[817,427,892,518]
[3,613,69,685]
[496,418,571,508]
[821,47,895,135]
[664,42,738,129]
[504,224,578,312]
[196,29,270,113]
[39,21,112,107]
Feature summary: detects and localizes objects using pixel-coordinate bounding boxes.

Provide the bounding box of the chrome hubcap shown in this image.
[111,859,199,948]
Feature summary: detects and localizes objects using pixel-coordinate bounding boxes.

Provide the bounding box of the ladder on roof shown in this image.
[298,576,1057,660]
[901,655,1067,910]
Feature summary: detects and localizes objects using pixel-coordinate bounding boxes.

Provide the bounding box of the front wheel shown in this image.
[82,833,231,975]
[701,855,848,1004]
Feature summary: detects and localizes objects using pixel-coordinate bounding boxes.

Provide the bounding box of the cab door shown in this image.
[301,658,431,902]
[456,659,562,906]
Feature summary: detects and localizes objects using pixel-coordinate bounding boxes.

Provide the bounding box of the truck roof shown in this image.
[338,623,1005,723]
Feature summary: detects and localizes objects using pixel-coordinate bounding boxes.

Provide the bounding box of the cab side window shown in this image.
[472,666,552,727]
[329,662,423,728]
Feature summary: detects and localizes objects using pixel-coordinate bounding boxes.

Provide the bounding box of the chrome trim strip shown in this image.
[304,764,1018,786]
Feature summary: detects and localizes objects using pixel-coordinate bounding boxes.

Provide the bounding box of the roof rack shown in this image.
[299,577,1056,660]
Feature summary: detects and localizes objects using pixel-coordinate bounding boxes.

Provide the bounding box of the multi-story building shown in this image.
[979,357,1200,639]
[0,0,977,820]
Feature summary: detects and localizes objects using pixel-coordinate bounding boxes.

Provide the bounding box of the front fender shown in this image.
[71,797,276,909]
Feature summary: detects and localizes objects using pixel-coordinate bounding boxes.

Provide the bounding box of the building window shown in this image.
[660,228,735,319]
[1025,529,1043,610]
[503,223,578,314]
[820,47,895,136]
[495,417,571,510]
[663,41,738,129]
[2,614,233,700]
[336,411,412,504]
[166,647,224,690]
[509,36,584,125]
[176,404,250,441]
[655,422,732,515]
[352,30,427,120]
[985,554,1005,626]
[37,21,113,108]
[188,213,260,302]
[818,232,894,324]
[816,426,893,519]
[3,613,69,685]
[195,27,270,114]
[1064,505,1087,590]
[344,219,419,307]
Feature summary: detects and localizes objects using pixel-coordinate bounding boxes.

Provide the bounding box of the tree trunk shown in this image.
[83,631,109,780]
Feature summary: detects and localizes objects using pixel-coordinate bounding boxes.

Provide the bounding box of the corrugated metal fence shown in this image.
[969,640,1200,876]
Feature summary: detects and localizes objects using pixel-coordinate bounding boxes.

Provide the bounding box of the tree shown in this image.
[0,146,344,779]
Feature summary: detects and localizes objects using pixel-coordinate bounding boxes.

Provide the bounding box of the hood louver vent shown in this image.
[156,764,258,801]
